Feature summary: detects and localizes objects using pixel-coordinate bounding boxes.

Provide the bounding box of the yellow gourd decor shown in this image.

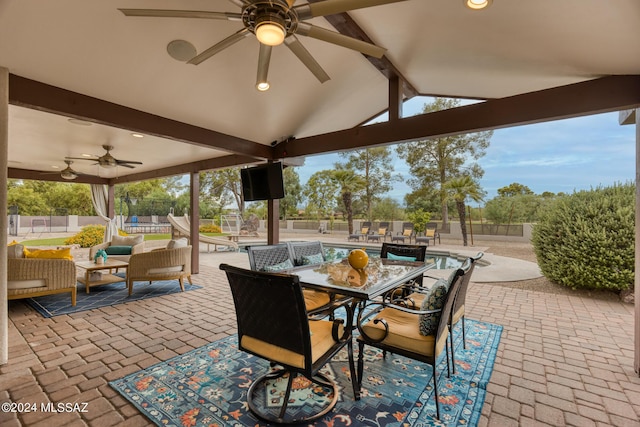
[348,248,369,270]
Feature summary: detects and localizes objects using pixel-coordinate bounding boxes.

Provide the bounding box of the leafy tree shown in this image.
[303,170,339,220]
[497,182,534,197]
[396,97,492,226]
[484,194,548,223]
[445,176,485,246]
[331,166,366,234]
[372,197,405,222]
[200,168,243,217]
[7,186,49,215]
[342,147,399,220]
[280,167,302,220]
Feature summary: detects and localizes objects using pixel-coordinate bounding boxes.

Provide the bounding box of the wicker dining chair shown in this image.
[220,263,359,424]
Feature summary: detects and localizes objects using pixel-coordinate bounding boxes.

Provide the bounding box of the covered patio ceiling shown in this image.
[2,0,640,185]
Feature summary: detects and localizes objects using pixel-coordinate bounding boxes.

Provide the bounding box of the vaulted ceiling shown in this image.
[2,0,640,184]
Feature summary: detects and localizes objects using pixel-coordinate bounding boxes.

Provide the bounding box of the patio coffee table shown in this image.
[76,260,128,294]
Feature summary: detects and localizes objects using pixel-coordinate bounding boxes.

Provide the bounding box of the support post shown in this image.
[267,198,279,245]
[389,75,403,122]
[190,171,200,274]
[0,67,8,364]
[635,107,640,376]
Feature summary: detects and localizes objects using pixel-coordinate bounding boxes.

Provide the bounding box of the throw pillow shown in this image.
[425,229,435,237]
[263,258,294,272]
[302,253,324,266]
[24,247,73,260]
[387,252,417,261]
[105,246,132,255]
[167,238,188,249]
[7,244,24,259]
[111,234,144,247]
[378,228,386,235]
[361,227,368,234]
[419,279,448,336]
[403,229,412,236]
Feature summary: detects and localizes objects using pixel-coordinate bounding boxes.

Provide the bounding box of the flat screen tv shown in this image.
[241,162,285,201]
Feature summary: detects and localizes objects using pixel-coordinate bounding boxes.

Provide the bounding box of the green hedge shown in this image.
[531,183,634,292]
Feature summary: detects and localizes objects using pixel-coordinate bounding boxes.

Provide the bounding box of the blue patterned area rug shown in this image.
[110,319,502,426]
[25,277,202,318]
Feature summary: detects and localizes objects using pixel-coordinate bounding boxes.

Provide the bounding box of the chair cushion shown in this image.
[263,258,294,272]
[378,228,386,235]
[302,253,324,266]
[167,238,188,249]
[303,289,331,311]
[425,229,436,237]
[147,266,184,275]
[361,307,438,357]
[403,229,412,236]
[7,244,24,259]
[387,252,417,262]
[418,279,448,336]
[24,247,73,260]
[111,234,144,246]
[105,245,132,255]
[361,227,368,234]
[8,279,47,290]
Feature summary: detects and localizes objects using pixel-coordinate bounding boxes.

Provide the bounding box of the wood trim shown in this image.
[8,74,272,159]
[274,75,640,158]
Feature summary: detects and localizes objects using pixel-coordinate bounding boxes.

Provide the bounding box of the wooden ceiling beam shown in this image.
[274,75,640,158]
[308,0,418,99]
[8,74,272,159]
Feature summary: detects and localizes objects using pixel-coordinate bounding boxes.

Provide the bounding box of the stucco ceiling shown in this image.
[1,0,639,182]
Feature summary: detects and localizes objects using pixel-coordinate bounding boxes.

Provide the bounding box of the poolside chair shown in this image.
[220,263,359,423]
[392,222,415,244]
[348,221,372,241]
[368,221,390,242]
[416,222,441,246]
[356,262,468,420]
[247,244,331,313]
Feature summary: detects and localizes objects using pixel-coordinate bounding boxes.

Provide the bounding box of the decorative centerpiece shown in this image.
[347,248,369,270]
[94,249,108,265]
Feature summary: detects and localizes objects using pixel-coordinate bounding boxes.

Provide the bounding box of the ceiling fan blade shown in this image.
[284,36,330,83]
[188,28,252,65]
[117,163,137,169]
[118,9,242,21]
[116,160,143,165]
[65,156,98,161]
[297,23,386,58]
[295,0,408,19]
[227,0,251,7]
[256,44,272,88]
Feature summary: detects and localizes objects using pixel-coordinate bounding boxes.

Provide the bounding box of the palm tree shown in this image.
[445,176,485,246]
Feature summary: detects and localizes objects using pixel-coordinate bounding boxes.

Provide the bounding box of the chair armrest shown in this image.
[128,246,192,277]
[7,258,76,290]
[130,242,145,255]
[89,242,109,258]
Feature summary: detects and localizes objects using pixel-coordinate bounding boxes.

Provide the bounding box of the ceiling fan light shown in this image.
[256,81,270,91]
[465,0,492,10]
[61,171,78,180]
[255,21,285,46]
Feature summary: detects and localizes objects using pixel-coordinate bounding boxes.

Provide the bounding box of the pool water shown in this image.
[324,246,464,270]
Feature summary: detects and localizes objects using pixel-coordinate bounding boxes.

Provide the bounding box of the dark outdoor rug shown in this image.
[110,319,502,426]
[25,276,202,318]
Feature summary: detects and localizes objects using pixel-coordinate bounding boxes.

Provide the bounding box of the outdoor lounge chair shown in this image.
[416,222,441,246]
[348,221,372,241]
[220,263,359,423]
[367,221,390,242]
[392,222,415,244]
[356,261,469,420]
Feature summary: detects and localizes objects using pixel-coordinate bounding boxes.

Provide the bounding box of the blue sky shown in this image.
[296,97,636,204]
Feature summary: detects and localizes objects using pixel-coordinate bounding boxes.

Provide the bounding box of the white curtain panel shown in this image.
[90,184,118,242]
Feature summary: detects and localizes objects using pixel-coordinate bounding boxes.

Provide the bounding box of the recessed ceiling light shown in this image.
[131,133,144,138]
[52,165,60,169]
[68,118,92,126]
[465,0,492,10]
[82,154,93,157]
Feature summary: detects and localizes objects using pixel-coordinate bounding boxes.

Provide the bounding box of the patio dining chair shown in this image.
[356,262,467,420]
[380,243,427,295]
[247,243,331,313]
[287,240,325,266]
[220,263,359,424]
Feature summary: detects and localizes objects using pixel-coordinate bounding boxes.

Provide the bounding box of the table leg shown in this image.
[85,270,91,294]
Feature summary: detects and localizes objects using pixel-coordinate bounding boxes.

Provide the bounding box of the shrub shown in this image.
[531,183,634,292]
[64,225,106,248]
[199,224,222,234]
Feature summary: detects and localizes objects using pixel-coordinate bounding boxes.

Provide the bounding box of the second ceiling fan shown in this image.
[119,0,408,90]
[66,145,143,169]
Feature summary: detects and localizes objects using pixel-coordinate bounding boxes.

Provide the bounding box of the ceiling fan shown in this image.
[39,160,83,180]
[66,145,143,169]
[119,0,408,90]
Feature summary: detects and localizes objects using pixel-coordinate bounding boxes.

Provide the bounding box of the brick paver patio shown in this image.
[1,243,639,426]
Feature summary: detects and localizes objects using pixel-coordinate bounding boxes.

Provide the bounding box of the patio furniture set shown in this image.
[222,240,483,423]
[348,221,441,246]
[7,236,193,305]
